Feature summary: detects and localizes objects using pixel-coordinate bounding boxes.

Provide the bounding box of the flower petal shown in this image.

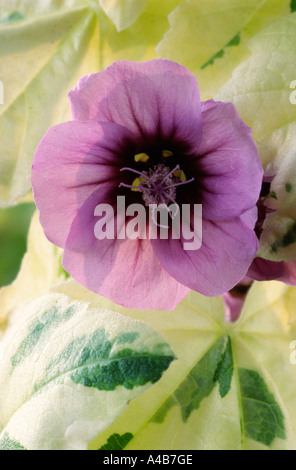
[62,189,190,310]
[223,292,245,323]
[197,100,263,221]
[247,257,296,286]
[151,214,259,297]
[247,257,285,282]
[32,120,136,248]
[283,261,296,286]
[69,59,202,152]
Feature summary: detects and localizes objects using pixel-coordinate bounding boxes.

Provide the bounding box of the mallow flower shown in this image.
[32,60,263,310]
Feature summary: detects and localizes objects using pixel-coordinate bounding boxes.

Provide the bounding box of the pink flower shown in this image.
[247,257,296,285]
[32,60,263,310]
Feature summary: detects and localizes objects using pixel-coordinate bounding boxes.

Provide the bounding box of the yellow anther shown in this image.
[174,169,186,182]
[134,153,150,163]
[162,150,174,158]
[131,177,146,191]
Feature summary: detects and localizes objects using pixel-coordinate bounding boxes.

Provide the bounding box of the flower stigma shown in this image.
[119,156,195,227]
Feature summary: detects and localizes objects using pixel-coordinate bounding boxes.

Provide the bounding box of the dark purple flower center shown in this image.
[119,151,195,210]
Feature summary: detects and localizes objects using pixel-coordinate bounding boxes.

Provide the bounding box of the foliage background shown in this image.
[0,204,34,287]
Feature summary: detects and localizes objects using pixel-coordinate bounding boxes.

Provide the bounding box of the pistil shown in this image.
[119,163,194,208]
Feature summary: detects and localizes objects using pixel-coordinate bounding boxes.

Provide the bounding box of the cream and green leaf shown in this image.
[0,292,174,450]
[258,150,296,262]
[0,3,98,207]
[98,0,148,32]
[217,13,296,261]
[56,280,296,451]
[0,0,183,208]
[216,11,296,175]
[2,214,296,450]
[0,212,64,329]
[99,432,134,450]
[1,0,293,207]
[157,0,292,100]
